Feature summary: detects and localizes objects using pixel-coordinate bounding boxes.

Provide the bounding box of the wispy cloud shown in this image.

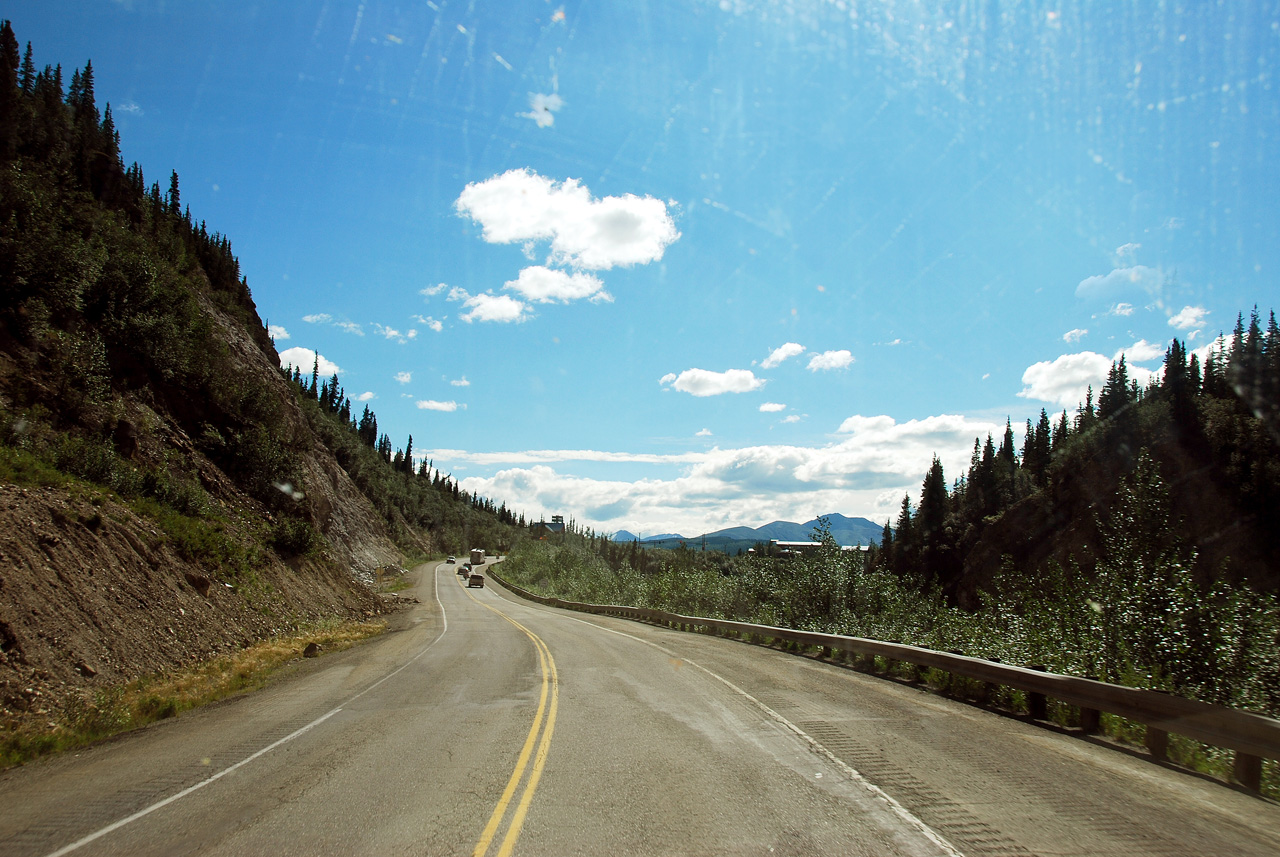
[374,323,416,343]
[761,342,804,369]
[302,313,332,324]
[1063,328,1087,343]
[412,314,445,332]
[450,377,471,387]
[807,350,854,371]
[520,92,564,128]
[1076,265,1162,301]
[417,400,460,412]
[660,368,765,397]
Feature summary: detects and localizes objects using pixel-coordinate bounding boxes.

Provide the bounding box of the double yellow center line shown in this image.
[463,580,559,857]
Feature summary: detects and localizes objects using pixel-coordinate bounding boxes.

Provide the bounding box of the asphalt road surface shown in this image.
[1,561,1278,856]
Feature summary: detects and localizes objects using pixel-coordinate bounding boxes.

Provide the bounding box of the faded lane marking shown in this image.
[485,583,962,857]
[461,578,559,857]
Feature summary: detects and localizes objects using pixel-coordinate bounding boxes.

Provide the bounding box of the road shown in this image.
[1,561,1278,856]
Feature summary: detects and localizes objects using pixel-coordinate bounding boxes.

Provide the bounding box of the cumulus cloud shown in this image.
[279,347,340,376]
[455,168,680,271]
[807,350,854,371]
[420,283,448,298]
[458,292,530,323]
[1076,265,1162,301]
[505,266,611,303]
[268,325,290,341]
[395,371,412,384]
[417,400,459,412]
[781,415,801,423]
[1063,328,1087,343]
[660,368,765,397]
[1017,341,1163,407]
[1169,305,1209,331]
[520,92,564,128]
[761,342,805,369]
[451,377,471,387]
[759,402,787,413]
[357,391,376,401]
[412,314,445,332]
[696,428,713,437]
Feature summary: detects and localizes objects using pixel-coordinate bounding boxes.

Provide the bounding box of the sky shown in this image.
[11,1,1280,539]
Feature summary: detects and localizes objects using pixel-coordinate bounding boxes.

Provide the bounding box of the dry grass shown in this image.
[1,619,387,769]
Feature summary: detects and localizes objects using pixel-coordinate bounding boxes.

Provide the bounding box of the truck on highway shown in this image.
[470,548,485,566]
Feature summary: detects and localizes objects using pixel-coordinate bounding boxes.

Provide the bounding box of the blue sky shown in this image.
[12,1,1279,538]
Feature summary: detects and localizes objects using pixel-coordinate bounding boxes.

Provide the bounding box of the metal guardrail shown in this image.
[488,569,1279,793]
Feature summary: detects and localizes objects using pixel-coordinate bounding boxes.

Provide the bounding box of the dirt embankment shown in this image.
[0,483,393,722]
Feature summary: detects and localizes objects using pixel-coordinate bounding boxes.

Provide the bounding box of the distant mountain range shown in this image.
[612,514,884,551]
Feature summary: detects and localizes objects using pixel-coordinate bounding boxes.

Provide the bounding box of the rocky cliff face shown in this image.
[0,295,410,728]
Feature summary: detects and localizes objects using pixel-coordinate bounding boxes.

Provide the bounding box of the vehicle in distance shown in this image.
[470,548,485,566]
[446,555,455,564]
[467,573,485,588]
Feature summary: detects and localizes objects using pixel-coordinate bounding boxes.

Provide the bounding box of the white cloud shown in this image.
[1169,305,1209,331]
[1118,339,1164,363]
[116,100,143,116]
[268,325,290,341]
[1076,265,1162,301]
[357,391,376,401]
[807,350,854,371]
[302,313,332,324]
[455,168,680,271]
[696,428,713,437]
[1017,352,1113,408]
[759,402,787,413]
[505,266,611,304]
[420,283,448,297]
[373,323,416,344]
[395,371,412,384]
[278,347,340,376]
[335,321,364,336]
[761,342,805,369]
[444,412,1001,537]
[417,400,460,412]
[413,314,445,332]
[1115,242,1141,261]
[459,292,531,323]
[1063,328,1087,343]
[520,92,564,128]
[451,377,471,387]
[660,368,765,397]
[1017,340,1163,407]
[781,415,801,424]
[1107,303,1134,317]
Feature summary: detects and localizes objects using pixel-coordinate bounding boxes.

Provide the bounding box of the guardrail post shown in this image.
[1026,665,1048,720]
[1146,726,1169,761]
[1079,676,1100,733]
[1233,752,1262,792]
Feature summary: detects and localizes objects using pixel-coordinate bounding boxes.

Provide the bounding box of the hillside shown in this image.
[0,24,518,745]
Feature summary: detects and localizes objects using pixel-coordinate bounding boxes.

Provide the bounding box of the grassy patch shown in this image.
[0,619,387,770]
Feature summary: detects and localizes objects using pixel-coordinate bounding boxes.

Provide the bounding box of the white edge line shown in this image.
[43,562,452,857]
[488,585,963,857]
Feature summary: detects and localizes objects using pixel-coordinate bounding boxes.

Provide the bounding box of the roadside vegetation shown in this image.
[500,318,1280,796]
[0,619,387,769]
